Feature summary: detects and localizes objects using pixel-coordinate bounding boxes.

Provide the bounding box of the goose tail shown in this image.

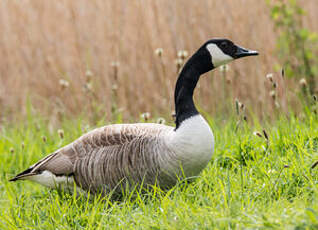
[9,152,57,182]
[9,167,37,181]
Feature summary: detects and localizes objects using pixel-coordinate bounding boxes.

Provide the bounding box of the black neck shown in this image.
[174,48,214,129]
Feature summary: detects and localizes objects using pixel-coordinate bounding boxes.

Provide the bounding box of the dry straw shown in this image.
[157,117,166,124]
[141,112,151,122]
[0,0,317,122]
[58,129,64,139]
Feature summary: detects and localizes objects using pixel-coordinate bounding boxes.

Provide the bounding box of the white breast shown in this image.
[164,115,214,177]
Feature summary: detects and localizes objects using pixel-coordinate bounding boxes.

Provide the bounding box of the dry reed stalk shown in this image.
[0,0,317,123]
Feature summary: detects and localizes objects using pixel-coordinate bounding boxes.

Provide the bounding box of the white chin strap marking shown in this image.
[206,44,233,67]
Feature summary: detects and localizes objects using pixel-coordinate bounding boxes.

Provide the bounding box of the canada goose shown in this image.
[10,39,258,196]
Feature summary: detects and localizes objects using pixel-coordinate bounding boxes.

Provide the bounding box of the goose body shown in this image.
[10,39,258,195]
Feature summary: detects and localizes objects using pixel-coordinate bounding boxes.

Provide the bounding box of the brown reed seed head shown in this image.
[266,73,274,83]
[83,82,93,93]
[110,61,120,82]
[220,64,230,73]
[171,111,176,118]
[235,99,240,115]
[240,102,245,111]
[85,70,93,82]
[42,136,47,143]
[59,79,70,90]
[269,90,276,100]
[58,129,64,139]
[177,50,188,60]
[157,117,166,124]
[155,48,163,57]
[299,78,307,87]
[253,131,263,138]
[141,112,151,121]
[21,142,25,149]
[313,95,317,101]
[175,58,183,72]
[10,147,14,154]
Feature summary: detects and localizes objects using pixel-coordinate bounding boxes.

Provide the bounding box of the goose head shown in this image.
[205,38,258,67]
[189,38,258,75]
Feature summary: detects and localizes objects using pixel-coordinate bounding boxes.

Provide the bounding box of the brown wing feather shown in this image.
[10,123,172,190]
[36,145,76,175]
[70,124,171,194]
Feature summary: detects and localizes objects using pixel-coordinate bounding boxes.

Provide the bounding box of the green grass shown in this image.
[0,113,317,230]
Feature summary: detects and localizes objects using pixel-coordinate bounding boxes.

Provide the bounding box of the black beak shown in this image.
[235,45,258,58]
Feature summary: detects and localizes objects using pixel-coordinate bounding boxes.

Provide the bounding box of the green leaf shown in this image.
[305,208,318,224]
[299,29,309,40]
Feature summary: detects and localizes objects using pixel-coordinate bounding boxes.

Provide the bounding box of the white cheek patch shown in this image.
[206,44,233,67]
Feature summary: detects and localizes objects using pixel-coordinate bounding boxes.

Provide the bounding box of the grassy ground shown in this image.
[0,113,317,229]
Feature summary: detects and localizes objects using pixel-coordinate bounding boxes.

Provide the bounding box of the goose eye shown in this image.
[220,42,228,48]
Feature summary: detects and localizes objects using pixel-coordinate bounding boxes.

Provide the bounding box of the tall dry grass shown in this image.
[0,0,317,124]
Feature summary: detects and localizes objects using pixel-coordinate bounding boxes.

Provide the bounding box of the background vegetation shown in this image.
[0,0,317,229]
[0,0,317,124]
